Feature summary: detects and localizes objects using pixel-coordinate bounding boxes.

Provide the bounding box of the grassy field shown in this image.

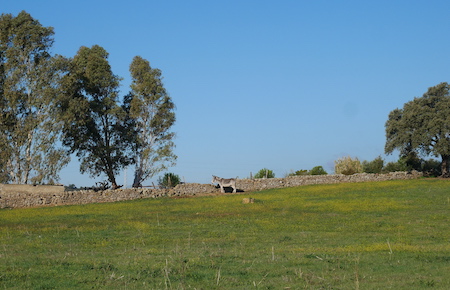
[1,179,449,289]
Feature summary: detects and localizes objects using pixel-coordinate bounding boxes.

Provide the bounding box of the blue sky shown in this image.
[3,1,450,186]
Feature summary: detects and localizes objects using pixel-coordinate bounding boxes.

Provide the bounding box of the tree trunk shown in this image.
[132,168,143,188]
[23,129,34,184]
[132,153,144,188]
[109,175,118,189]
[441,155,450,177]
[105,163,119,189]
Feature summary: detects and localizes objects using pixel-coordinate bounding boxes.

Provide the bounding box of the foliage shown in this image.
[59,45,134,189]
[289,166,327,176]
[64,184,77,191]
[309,165,328,175]
[385,82,450,176]
[288,169,308,176]
[381,154,441,176]
[399,151,423,172]
[254,168,275,178]
[0,11,70,184]
[157,172,180,188]
[127,56,177,187]
[1,11,178,187]
[362,156,384,173]
[1,180,450,288]
[382,160,408,173]
[421,159,441,177]
[334,156,363,175]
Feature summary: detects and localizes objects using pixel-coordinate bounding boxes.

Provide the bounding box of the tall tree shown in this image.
[127,56,176,187]
[385,82,450,176]
[59,45,133,189]
[0,40,9,183]
[0,11,69,184]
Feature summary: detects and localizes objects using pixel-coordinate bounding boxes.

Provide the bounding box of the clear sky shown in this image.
[3,0,450,187]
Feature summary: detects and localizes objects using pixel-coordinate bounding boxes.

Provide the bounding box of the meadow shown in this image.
[1,179,449,289]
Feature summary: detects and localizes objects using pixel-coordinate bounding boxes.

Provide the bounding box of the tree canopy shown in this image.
[385,82,450,176]
[59,45,134,189]
[0,11,69,184]
[254,168,275,179]
[0,11,177,187]
[127,56,176,188]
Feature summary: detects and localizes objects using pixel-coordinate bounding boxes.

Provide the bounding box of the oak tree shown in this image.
[385,82,450,176]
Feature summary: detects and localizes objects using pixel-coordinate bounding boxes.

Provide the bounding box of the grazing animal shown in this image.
[211,175,237,193]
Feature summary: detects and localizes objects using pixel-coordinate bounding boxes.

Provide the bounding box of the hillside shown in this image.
[1,179,449,288]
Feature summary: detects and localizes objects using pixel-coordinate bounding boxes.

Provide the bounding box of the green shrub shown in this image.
[288,169,308,176]
[254,168,275,178]
[158,172,180,188]
[382,153,441,175]
[421,159,441,176]
[382,153,426,173]
[362,156,384,173]
[334,156,363,175]
[400,152,423,171]
[382,161,408,173]
[309,166,328,175]
[288,166,327,176]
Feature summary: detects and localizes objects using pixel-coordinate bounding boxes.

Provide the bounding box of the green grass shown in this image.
[1,179,450,289]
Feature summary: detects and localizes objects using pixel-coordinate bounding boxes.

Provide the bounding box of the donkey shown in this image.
[211,175,237,193]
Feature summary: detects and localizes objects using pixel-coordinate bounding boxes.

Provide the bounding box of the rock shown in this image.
[242,197,254,204]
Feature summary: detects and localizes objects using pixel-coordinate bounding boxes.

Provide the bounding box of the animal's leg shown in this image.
[232,186,236,193]
[220,185,225,193]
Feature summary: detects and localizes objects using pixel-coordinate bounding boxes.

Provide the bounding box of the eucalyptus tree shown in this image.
[0,11,69,184]
[59,45,133,189]
[127,56,176,188]
[385,82,450,176]
[0,47,8,183]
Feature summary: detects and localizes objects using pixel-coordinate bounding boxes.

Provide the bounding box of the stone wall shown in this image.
[0,183,218,209]
[0,184,65,194]
[0,171,422,209]
[236,171,423,191]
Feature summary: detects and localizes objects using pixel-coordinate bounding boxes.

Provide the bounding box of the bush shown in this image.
[334,156,363,175]
[288,166,327,176]
[65,184,78,191]
[382,154,440,175]
[309,166,328,175]
[254,168,275,179]
[421,159,441,177]
[400,152,422,171]
[382,161,408,173]
[288,169,308,176]
[158,172,180,188]
[362,156,384,173]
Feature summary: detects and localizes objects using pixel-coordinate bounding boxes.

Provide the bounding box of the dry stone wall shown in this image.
[0,184,64,194]
[0,183,217,209]
[236,171,423,191]
[0,171,422,209]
